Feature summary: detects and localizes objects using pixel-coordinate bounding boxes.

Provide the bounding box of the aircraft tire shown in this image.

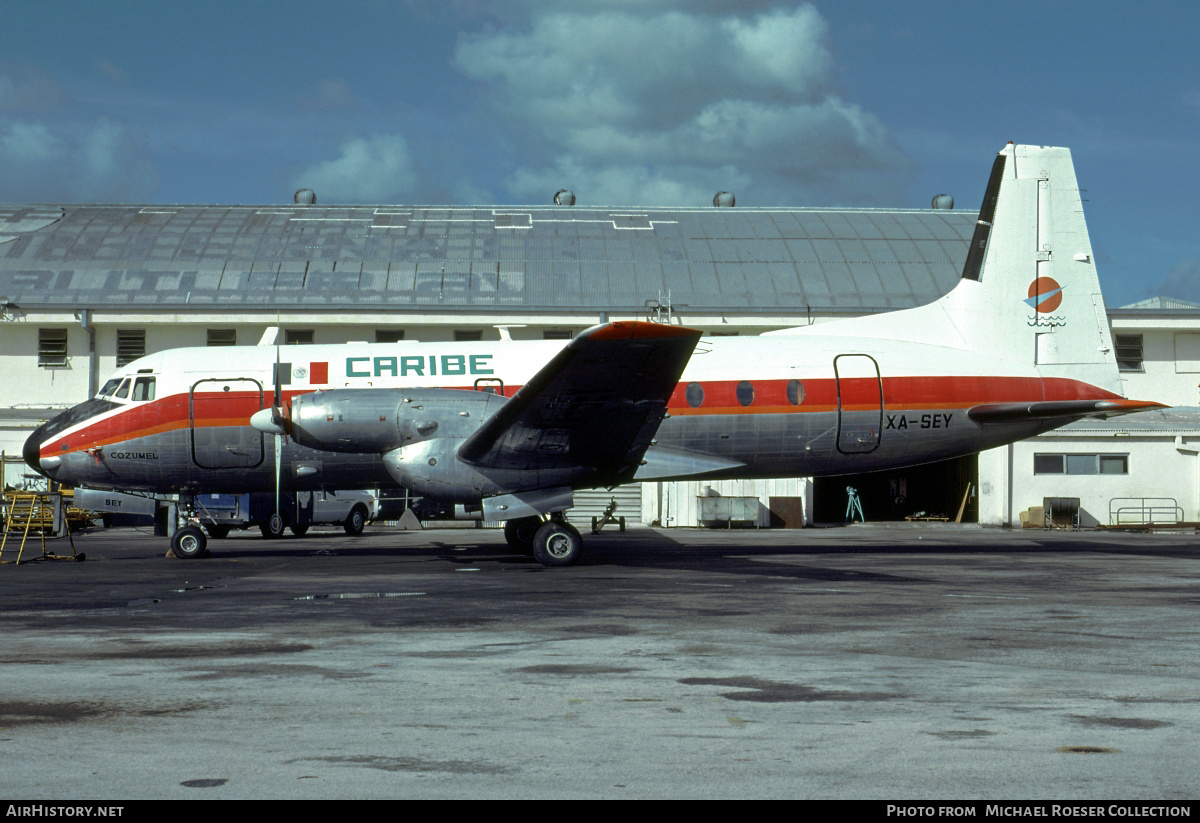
[289,524,309,537]
[503,516,541,553]
[531,521,583,567]
[172,526,208,559]
[260,512,287,539]
[343,505,367,536]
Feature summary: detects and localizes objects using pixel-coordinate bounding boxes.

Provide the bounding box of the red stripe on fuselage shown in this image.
[43,375,1123,457]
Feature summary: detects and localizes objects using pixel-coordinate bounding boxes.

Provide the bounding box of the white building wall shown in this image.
[979,435,1199,528]
[0,322,91,407]
[1115,325,1200,407]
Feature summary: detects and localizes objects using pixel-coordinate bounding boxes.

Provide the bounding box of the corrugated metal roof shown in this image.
[1117,296,1200,311]
[0,203,977,312]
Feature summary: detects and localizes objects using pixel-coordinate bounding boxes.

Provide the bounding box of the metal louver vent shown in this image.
[117,329,146,366]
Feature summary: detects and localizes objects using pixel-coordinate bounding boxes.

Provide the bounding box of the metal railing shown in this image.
[1109,497,1183,526]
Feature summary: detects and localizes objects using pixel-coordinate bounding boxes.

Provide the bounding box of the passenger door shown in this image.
[834,354,883,454]
[190,378,266,469]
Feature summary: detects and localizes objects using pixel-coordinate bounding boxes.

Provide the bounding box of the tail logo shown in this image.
[1025,277,1064,313]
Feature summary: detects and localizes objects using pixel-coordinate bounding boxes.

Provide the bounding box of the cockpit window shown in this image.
[115,379,131,399]
[132,377,156,402]
[99,378,122,398]
[36,398,121,441]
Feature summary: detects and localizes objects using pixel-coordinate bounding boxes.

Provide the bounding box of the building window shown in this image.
[1115,334,1143,372]
[1034,453,1129,475]
[454,330,482,342]
[285,329,314,345]
[376,329,405,343]
[116,329,146,367]
[38,328,68,367]
[207,329,236,346]
[543,329,572,340]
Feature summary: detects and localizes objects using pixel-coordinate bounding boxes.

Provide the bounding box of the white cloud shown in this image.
[454,3,909,206]
[292,134,420,203]
[0,116,159,201]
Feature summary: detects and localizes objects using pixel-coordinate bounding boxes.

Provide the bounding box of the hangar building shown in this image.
[1,197,1196,528]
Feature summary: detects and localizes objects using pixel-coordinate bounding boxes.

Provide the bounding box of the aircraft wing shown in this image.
[458,321,701,482]
[967,398,1167,425]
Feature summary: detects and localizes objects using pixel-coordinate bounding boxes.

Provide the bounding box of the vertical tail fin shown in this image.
[943,143,1120,393]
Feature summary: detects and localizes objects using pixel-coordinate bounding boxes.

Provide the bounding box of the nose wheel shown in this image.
[170,525,208,559]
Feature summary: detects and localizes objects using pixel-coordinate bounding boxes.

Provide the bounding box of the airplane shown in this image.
[23,143,1165,566]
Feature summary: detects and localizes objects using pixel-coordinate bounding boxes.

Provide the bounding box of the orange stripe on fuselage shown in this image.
[43,375,1123,456]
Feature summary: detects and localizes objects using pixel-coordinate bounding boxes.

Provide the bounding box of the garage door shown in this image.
[569,484,641,526]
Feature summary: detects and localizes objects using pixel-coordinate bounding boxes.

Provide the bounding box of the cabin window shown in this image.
[736,380,755,406]
[114,378,131,400]
[38,328,69,367]
[787,379,805,406]
[98,378,122,397]
[132,376,156,402]
[116,329,146,367]
[207,329,236,346]
[685,382,704,408]
[1115,335,1143,372]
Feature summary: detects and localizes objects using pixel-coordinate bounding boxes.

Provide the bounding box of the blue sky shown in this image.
[0,0,1195,307]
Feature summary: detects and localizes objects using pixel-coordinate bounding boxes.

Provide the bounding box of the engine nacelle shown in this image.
[382,437,506,500]
[288,388,501,454]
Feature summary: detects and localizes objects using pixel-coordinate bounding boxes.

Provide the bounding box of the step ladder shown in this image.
[1,491,82,565]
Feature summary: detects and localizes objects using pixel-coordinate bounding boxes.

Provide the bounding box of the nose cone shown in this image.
[23,424,46,477]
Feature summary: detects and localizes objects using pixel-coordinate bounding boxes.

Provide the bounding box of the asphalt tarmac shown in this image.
[1,522,1198,800]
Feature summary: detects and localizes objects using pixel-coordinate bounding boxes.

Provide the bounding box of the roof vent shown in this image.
[554,189,576,206]
[931,193,954,209]
[294,188,317,206]
[713,191,736,207]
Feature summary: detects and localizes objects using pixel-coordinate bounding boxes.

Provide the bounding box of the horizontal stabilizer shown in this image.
[967,398,1167,425]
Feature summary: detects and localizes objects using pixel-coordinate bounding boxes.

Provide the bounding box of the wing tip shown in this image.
[582,321,701,341]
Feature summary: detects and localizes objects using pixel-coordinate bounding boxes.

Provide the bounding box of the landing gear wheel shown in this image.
[172,525,208,559]
[343,505,367,536]
[504,516,542,553]
[531,521,583,567]
[260,512,287,539]
[289,524,309,537]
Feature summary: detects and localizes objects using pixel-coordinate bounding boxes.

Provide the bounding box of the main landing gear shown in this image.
[504,514,584,567]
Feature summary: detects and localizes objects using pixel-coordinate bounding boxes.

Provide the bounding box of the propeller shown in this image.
[248,342,291,533]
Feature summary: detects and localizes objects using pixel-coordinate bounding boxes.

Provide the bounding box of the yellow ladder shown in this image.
[0,491,81,564]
